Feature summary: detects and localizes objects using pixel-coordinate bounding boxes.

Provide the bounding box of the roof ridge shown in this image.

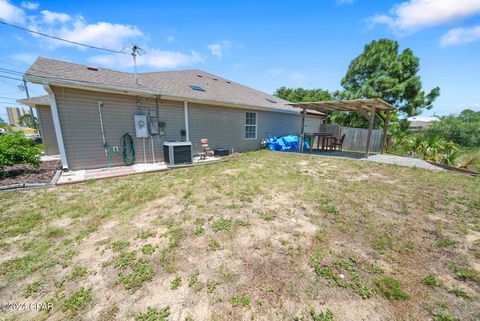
[35,57,132,75]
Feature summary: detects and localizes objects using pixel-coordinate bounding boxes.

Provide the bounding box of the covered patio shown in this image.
[287,98,396,157]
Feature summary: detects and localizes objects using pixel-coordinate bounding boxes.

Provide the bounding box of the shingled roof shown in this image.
[25,57,301,113]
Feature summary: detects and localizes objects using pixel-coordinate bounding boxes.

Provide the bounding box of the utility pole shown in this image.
[22,79,37,131]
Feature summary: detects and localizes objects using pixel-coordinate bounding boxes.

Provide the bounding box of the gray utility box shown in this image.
[163,141,193,166]
[134,115,148,137]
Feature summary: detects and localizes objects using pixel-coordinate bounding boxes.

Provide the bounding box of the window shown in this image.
[245,112,257,139]
[265,98,277,104]
[189,85,205,91]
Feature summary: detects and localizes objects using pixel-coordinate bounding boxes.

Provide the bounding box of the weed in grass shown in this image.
[448,261,480,284]
[115,251,136,269]
[134,306,170,321]
[54,279,65,289]
[188,270,199,287]
[323,203,339,215]
[207,280,219,293]
[194,226,204,236]
[170,276,182,290]
[433,312,460,321]
[23,281,42,298]
[374,276,410,300]
[63,287,92,314]
[158,227,182,272]
[212,218,233,232]
[45,226,67,238]
[231,293,251,308]
[110,240,129,252]
[257,210,275,221]
[219,263,233,283]
[448,286,470,299]
[436,237,456,248]
[309,308,334,321]
[137,230,154,239]
[118,260,155,290]
[369,262,384,274]
[208,239,221,251]
[69,266,88,279]
[141,244,155,255]
[423,274,439,288]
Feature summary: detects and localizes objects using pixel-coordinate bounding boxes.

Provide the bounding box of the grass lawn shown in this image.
[1,151,479,320]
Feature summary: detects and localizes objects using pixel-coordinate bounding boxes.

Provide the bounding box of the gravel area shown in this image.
[367,154,443,170]
[0,160,61,186]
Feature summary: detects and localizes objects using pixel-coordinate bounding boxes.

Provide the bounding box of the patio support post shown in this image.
[365,107,375,158]
[299,107,306,152]
[380,110,390,154]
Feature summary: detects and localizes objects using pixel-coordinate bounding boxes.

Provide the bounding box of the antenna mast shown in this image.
[131,44,145,86]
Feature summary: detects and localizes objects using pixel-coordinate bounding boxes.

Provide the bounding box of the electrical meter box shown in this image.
[148,110,159,135]
[134,115,148,137]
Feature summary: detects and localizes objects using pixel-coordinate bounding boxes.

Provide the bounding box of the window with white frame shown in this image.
[245,112,257,139]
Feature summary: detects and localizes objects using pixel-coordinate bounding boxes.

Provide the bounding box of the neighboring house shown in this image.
[19,95,59,156]
[6,106,30,127]
[407,116,439,131]
[24,57,318,170]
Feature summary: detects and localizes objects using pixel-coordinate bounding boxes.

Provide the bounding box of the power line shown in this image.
[0,96,19,101]
[0,20,127,54]
[0,74,23,82]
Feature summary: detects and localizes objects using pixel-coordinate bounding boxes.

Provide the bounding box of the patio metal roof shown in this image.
[287,98,396,113]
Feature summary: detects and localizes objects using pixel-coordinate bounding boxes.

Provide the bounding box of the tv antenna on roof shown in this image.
[131,44,145,86]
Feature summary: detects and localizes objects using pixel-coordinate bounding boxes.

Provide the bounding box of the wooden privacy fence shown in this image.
[320,124,383,153]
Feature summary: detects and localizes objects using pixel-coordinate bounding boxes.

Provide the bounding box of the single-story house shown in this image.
[23,57,323,170]
[407,116,439,131]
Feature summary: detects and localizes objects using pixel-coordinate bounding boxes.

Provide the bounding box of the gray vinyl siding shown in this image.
[36,105,59,155]
[52,87,186,170]
[188,103,301,154]
[52,86,301,170]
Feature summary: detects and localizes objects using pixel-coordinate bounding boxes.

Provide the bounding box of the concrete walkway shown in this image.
[297,150,443,171]
[367,154,443,170]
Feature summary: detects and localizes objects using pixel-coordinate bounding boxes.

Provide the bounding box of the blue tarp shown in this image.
[266,135,310,151]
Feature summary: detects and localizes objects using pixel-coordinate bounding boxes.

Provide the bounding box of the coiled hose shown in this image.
[120,133,135,166]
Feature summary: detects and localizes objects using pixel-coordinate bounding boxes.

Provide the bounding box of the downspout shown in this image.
[184,101,190,141]
[44,85,69,170]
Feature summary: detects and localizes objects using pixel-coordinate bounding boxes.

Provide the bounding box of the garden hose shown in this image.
[120,133,135,166]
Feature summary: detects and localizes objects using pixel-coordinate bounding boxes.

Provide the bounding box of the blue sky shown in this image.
[1,0,479,122]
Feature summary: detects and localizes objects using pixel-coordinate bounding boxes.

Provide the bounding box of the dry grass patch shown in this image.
[0,150,479,320]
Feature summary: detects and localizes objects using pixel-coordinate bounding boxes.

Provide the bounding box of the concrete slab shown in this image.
[57,157,221,185]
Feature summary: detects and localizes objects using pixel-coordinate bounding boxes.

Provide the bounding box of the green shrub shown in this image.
[0,132,44,169]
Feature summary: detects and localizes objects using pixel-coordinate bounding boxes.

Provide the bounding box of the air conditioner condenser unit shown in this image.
[163,141,193,166]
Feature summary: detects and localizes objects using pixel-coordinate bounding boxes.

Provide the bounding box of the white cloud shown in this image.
[207,43,223,58]
[21,1,38,10]
[55,20,142,50]
[40,10,71,24]
[368,0,480,33]
[89,49,203,69]
[207,40,236,59]
[440,25,480,46]
[0,0,26,24]
[10,52,37,64]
